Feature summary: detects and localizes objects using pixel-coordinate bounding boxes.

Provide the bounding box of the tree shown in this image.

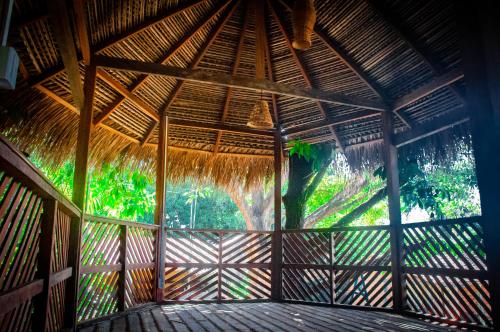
[283,141,334,229]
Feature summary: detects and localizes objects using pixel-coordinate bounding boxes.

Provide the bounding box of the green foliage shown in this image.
[30,156,246,229]
[289,139,333,171]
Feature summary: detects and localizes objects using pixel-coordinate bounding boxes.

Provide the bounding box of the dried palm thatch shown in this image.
[1,0,467,189]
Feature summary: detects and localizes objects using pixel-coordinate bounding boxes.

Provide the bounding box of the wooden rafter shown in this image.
[366,0,465,105]
[143,0,241,145]
[73,0,91,65]
[284,112,380,137]
[213,2,249,155]
[394,107,468,148]
[93,0,232,126]
[30,0,207,87]
[277,0,412,129]
[267,0,345,152]
[284,69,464,138]
[47,0,84,109]
[392,69,464,111]
[95,55,387,111]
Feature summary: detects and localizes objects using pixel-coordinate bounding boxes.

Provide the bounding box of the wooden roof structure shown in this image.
[1,0,467,185]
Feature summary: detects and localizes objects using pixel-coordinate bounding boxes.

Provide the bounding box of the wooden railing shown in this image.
[0,136,81,331]
[0,136,493,330]
[401,217,492,328]
[281,225,392,308]
[78,215,158,322]
[163,228,273,302]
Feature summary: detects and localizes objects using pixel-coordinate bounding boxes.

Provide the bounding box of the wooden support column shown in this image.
[33,199,57,332]
[72,62,96,209]
[382,112,405,313]
[155,114,168,303]
[459,2,500,328]
[271,132,282,301]
[118,225,128,311]
[68,62,95,330]
[64,214,83,330]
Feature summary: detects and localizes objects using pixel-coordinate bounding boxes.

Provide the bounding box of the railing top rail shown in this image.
[164,227,273,234]
[0,135,81,217]
[84,214,160,230]
[282,224,391,233]
[402,216,481,229]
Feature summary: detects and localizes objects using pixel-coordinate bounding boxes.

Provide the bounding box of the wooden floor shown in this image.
[78,302,458,332]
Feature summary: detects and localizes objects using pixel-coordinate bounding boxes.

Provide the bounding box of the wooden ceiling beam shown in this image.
[268,0,345,152]
[96,55,387,111]
[93,0,232,126]
[276,0,389,103]
[96,69,161,121]
[169,119,274,137]
[394,107,468,148]
[366,0,465,105]
[284,112,380,137]
[30,0,207,86]
[393,69,464,111]
[73,0,91,65]
[213,1,248,155]
[144,0,240,145]
[47,0,84,109]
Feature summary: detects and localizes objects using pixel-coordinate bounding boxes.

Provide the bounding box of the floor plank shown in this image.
[78,303,459,332]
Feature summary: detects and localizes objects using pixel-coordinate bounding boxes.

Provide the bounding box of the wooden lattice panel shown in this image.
[402,219,492,328]
[166,230,219,264]
[125,226,155,308]
[403,220,487,270]
[0,172,43,331]
[282,268,331,303]
[164,229,272,302]
[164,266,218,301]
[283,232,330,265]
[221,268,271,300]
[334,227,391,267]
[406,274,491,327]
[78,271,120,321]
[221,232,272,264]
[335,270,393,307]
[80,220,121,266]
[0,300,33,332]
[47,208,71,332]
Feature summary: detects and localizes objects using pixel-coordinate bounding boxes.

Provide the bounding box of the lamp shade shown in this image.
[247,100,274,129]
[292,0,317,50]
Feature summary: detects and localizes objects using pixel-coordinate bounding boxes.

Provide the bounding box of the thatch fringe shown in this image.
[343,122,473,172]
[0,89,274,190]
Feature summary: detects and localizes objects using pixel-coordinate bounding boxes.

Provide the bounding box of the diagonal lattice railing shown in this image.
[402,217,491,328]
[281,226,392,308]
[164,229,272,302]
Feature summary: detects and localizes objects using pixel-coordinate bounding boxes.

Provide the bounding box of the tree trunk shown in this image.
[331,187,387,228]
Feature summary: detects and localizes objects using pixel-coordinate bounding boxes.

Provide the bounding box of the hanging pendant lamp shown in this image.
[292,0,316,50]
[247,0,273,130]
[247,95,273,129]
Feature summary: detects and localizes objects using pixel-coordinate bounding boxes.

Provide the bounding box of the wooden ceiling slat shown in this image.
[47,0,84,109]
[93,0,232,126]
[30,0,207,87]
[213,1,249,155]
[268,0,345,152]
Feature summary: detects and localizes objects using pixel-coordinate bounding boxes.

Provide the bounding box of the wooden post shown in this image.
[64,214,83,330]
[155,114,168,302]
[68,61,96,329]
[271,132,282,301]
[72,62,96,210]
[459,2,500,328]
[33,199,57,332]
[118,224,128,311]
[382,112,405,313]
[217,231,223,302]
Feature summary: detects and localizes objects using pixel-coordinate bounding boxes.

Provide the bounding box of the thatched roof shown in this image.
[0,0,466,187]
